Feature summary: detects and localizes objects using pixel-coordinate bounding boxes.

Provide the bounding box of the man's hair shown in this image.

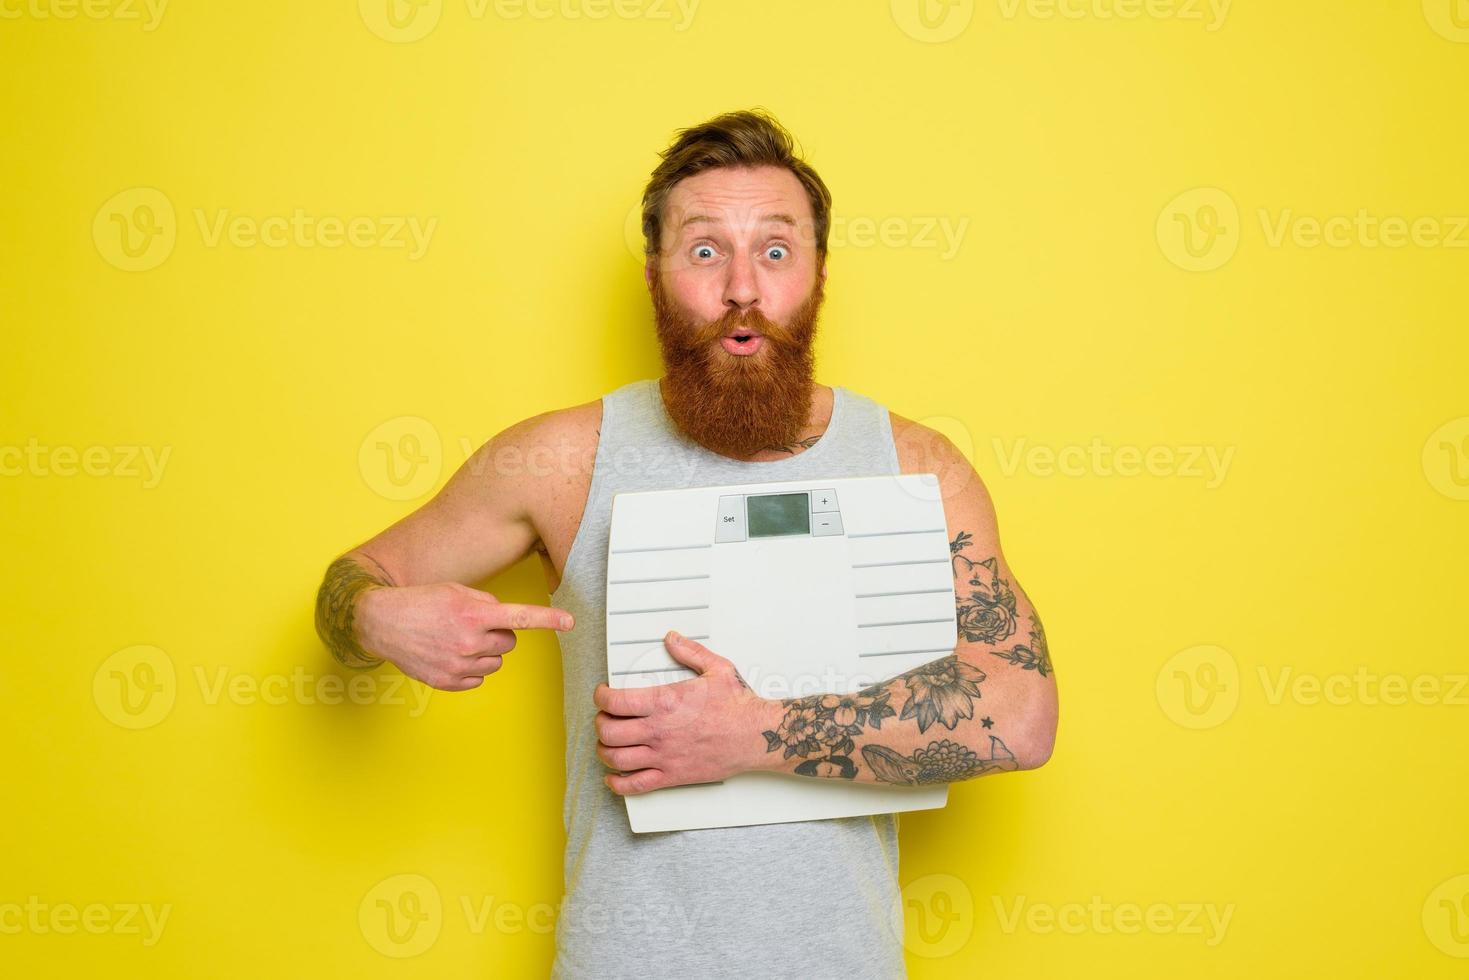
[640,108,833,265]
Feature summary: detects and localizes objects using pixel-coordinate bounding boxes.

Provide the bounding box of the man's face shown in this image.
[647,164,829,459]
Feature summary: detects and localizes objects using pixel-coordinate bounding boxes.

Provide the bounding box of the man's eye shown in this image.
[766,245,788,261]
[692,244,716,260]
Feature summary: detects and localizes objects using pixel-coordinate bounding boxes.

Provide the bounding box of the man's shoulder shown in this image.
[883,407,992,506]
[501,377,656,451]
[496,393,606,454]
[529,396,605,440]
[883,407,945,457]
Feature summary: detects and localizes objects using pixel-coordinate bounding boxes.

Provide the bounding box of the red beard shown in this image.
[652,274,827,460]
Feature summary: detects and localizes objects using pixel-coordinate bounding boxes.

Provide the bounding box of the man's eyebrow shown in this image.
[678,212,800,230]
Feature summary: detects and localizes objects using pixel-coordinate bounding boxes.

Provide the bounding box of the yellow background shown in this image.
[3,1,1467,976]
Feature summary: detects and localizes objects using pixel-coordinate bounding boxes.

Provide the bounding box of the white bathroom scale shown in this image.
[604,472,957,833]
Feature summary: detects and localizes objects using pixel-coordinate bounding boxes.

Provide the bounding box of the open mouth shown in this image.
[720,330,764,356]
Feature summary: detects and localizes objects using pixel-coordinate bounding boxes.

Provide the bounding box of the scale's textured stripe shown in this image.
[846,527,948,537]
[549,378,911,980]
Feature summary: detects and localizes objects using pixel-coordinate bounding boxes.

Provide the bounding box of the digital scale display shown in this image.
[746,492,810,538]
[714,487,843,543]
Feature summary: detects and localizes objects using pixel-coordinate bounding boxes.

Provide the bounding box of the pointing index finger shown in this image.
[482,600,575,632]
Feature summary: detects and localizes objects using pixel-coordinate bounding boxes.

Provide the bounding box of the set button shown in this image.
[715,494,746,542]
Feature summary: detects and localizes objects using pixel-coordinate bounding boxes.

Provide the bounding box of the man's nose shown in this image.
[722,252,759,312]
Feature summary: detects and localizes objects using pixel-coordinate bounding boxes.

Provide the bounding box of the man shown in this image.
[315,108,1058,978]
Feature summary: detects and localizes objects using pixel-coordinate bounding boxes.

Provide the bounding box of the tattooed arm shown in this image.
[748,416,1059,785]
[311,405,592,687]
[315,552,396,670]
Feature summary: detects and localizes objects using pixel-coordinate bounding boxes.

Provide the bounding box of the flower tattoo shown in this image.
[950,530,1018,644]
[763,690,897,779]
[861,736,1018,785]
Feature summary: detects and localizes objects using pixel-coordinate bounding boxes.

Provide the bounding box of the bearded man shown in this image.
[315,108,1058,979]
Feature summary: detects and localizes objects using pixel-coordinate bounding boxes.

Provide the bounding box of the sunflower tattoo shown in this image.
[897,655,987,734]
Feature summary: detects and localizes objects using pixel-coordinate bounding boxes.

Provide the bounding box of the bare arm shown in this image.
[313,405,594,686]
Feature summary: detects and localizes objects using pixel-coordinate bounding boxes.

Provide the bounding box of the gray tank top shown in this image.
[548,377,909,979]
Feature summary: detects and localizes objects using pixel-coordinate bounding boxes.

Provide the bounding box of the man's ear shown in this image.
[818,259,828,283]
[644,258,656,291]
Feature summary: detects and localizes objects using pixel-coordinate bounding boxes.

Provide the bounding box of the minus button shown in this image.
[812,512,844,537]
